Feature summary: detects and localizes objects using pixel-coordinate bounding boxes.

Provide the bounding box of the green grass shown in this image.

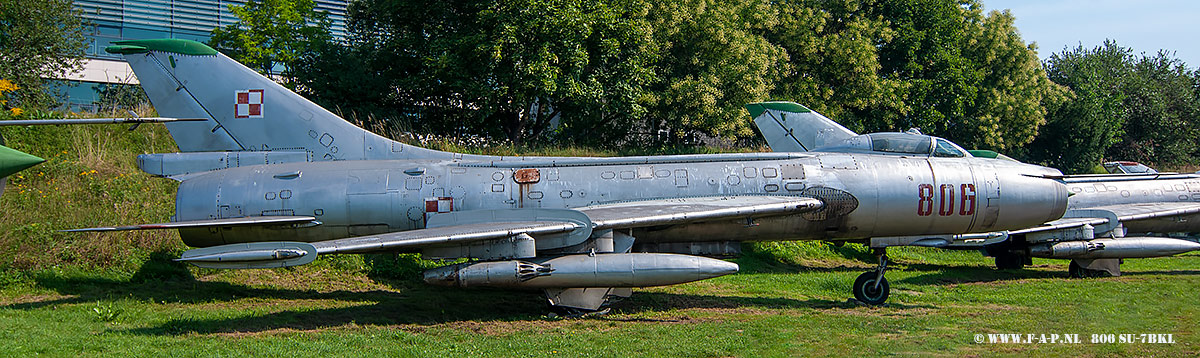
[1,123,181,272]
[3,123,1199,356]
[2,252,1199,357]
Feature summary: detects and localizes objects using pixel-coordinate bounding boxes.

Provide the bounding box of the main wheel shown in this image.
[995,252,1025,270]
[549,305,589,317]
[1068,261,1085,278]
[853,271,890,305]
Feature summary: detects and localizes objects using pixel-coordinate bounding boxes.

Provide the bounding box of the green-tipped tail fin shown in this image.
[745,101,857,152]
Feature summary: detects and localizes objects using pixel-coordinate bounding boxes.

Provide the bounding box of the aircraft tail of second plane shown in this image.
[745,102,857,152]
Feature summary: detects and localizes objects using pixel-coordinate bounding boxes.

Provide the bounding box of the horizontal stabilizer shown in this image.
[62,215,320,232]
[0,144,45,179]
[0,117,206,126]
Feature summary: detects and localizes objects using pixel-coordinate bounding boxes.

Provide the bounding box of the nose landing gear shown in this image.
[852,249,890,305]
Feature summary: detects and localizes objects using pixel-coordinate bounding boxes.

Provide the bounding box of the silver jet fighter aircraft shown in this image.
[71,39,1069,311]
[751,102,1200,279]
[991,171,1200,277]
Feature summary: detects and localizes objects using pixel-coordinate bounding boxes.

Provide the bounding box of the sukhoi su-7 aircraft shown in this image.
[752,101,1200,280]
[62,39,1071,312]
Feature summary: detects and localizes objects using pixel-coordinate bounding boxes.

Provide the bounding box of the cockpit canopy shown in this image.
[815,132,971,158]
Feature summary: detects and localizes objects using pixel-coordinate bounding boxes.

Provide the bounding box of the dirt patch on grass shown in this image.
[0,293,72,306]
[179,305,765,338]
[182,297,376,312]
[792,260,875,270]
[393,307,758,336]
[196,269,388,293]
[819,304,941,318]
[404,318,580,335]
[939,303,1026,320]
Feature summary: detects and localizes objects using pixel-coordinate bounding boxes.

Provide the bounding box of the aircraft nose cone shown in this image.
[0,144,45,178]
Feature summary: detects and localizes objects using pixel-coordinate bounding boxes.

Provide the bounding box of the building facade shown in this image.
[59,0,348,110]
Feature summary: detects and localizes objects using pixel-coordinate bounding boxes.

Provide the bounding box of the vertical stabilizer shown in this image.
[745,102,857,152]
[106,39,456,161]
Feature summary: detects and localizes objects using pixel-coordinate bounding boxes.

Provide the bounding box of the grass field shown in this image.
[2,124,1199,357]
[2,251,1198,357]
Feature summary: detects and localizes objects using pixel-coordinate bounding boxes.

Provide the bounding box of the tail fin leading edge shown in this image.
[745,102,856,152]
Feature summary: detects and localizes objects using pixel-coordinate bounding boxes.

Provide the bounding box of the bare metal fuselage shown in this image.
[174,152,1066,251]
[1065,174,1200,234]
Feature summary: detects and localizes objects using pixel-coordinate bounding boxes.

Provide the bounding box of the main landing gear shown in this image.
[1068,259,1120,278]
[852,249,890,305]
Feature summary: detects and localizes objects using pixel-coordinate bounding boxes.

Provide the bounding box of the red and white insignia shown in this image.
[234,89,264,118]
[424,197,454,221]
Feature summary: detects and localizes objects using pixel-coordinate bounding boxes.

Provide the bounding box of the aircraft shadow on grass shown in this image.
[892,264,1063,286]
[1119,270,1200,276]
[7,253,1194,336]
[107,293,857,336]
[0,253,833,335]
[893,262,1200,286]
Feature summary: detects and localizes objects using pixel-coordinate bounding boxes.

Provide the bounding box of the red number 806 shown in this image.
[917,183,976,217]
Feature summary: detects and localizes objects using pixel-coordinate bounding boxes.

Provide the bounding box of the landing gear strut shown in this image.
[852,249,890,305]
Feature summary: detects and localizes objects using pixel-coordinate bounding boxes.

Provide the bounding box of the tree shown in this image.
[956,8,1067,150]
[208,0,334,86]
[640,0,788,141]
[308,0,656,144]
[1025,41,1133,174]
[767,0,906,135]
[1105,51,1200,165]
[291,0,1069,150]
[0,0,86,110]
[765,0,1063,150]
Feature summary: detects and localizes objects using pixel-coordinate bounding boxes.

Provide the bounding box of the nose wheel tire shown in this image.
[852,249,892,306]
[853,271,890,305]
